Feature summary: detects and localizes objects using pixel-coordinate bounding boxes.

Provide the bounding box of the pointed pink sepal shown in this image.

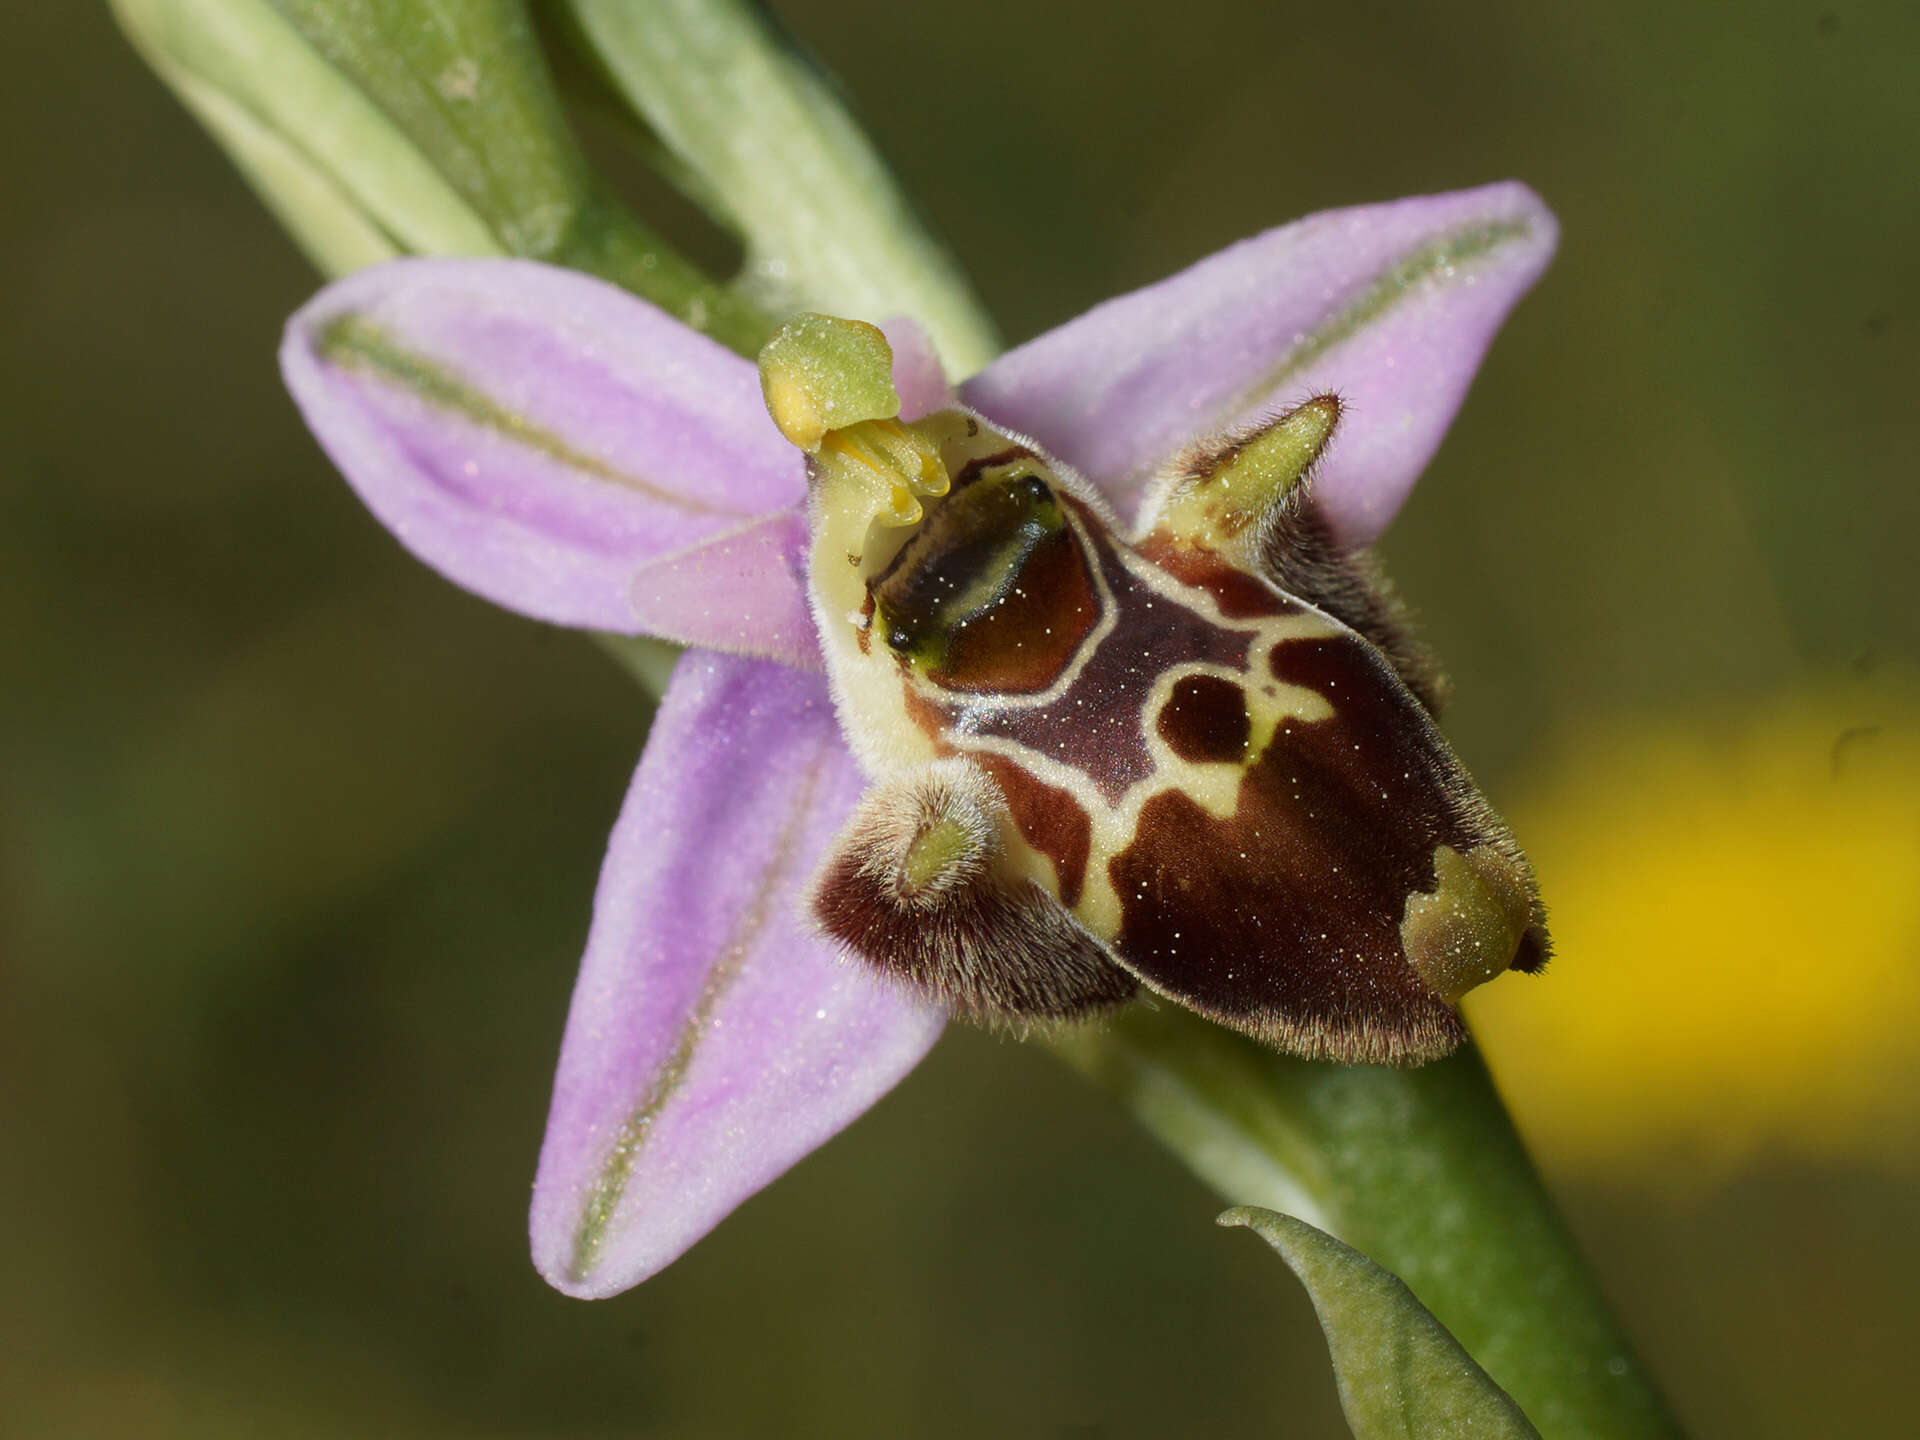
[280,258,804,634]
[529,651,945,1297]
[964,182,1557,546]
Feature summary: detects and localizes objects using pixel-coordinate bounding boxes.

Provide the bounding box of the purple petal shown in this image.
[626,509,820,668]
[530,651,944,1297]
[879,314,954,420]
[964,182,1557,546]
[621,324,946,665]
[281,258,802,632]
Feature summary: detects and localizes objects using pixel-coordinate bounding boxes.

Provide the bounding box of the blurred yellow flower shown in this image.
[1468,677,1920,1187]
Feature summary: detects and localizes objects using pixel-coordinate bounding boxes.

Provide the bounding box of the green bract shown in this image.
[1222,1207,1541,1439]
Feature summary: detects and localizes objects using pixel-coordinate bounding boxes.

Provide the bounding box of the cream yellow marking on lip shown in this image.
[1135,659,1338,822]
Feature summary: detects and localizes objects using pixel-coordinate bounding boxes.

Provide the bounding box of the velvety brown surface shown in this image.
[1111,630,1514,1060]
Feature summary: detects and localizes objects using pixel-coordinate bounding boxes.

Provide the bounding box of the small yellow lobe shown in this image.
[764,371,828,451]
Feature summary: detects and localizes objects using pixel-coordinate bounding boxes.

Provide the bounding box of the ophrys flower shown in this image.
[280,181,1556,1298]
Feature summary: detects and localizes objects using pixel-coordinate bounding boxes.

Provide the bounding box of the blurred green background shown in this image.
[5,2,1918,1436]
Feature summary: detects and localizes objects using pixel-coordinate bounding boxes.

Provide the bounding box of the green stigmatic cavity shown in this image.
[870,466,1097,693]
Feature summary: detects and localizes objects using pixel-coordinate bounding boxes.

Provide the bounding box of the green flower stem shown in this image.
[553,0,1000,375]
[1051,1008,1685,1440]
[263,0,589,252]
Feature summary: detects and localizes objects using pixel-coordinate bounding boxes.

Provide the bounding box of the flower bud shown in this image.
[111,0,497,276]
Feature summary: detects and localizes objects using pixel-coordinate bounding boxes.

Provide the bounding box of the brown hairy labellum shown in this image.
[763,315,1547,1065]
[810,759,1136,1025]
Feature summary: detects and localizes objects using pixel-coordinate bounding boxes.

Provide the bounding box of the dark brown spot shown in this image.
[1156,674,1251,764]
[1135,535,1293,620]
[976,754,1093,907]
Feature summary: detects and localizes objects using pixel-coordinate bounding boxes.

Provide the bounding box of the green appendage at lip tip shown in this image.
[566,756,826,1285]
[311,313,733,514]
[1215,218,1535,428]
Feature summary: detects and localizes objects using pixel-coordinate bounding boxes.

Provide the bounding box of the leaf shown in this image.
[114,0,767,347]
[1219,1206,1541,1439]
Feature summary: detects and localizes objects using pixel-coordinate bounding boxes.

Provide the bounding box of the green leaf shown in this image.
[1219,1206,1540,1439]
[138,44,400,278]
[557,0,1000,375]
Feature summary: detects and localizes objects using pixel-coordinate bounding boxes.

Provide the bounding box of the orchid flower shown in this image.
[280,180,1555,1300]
